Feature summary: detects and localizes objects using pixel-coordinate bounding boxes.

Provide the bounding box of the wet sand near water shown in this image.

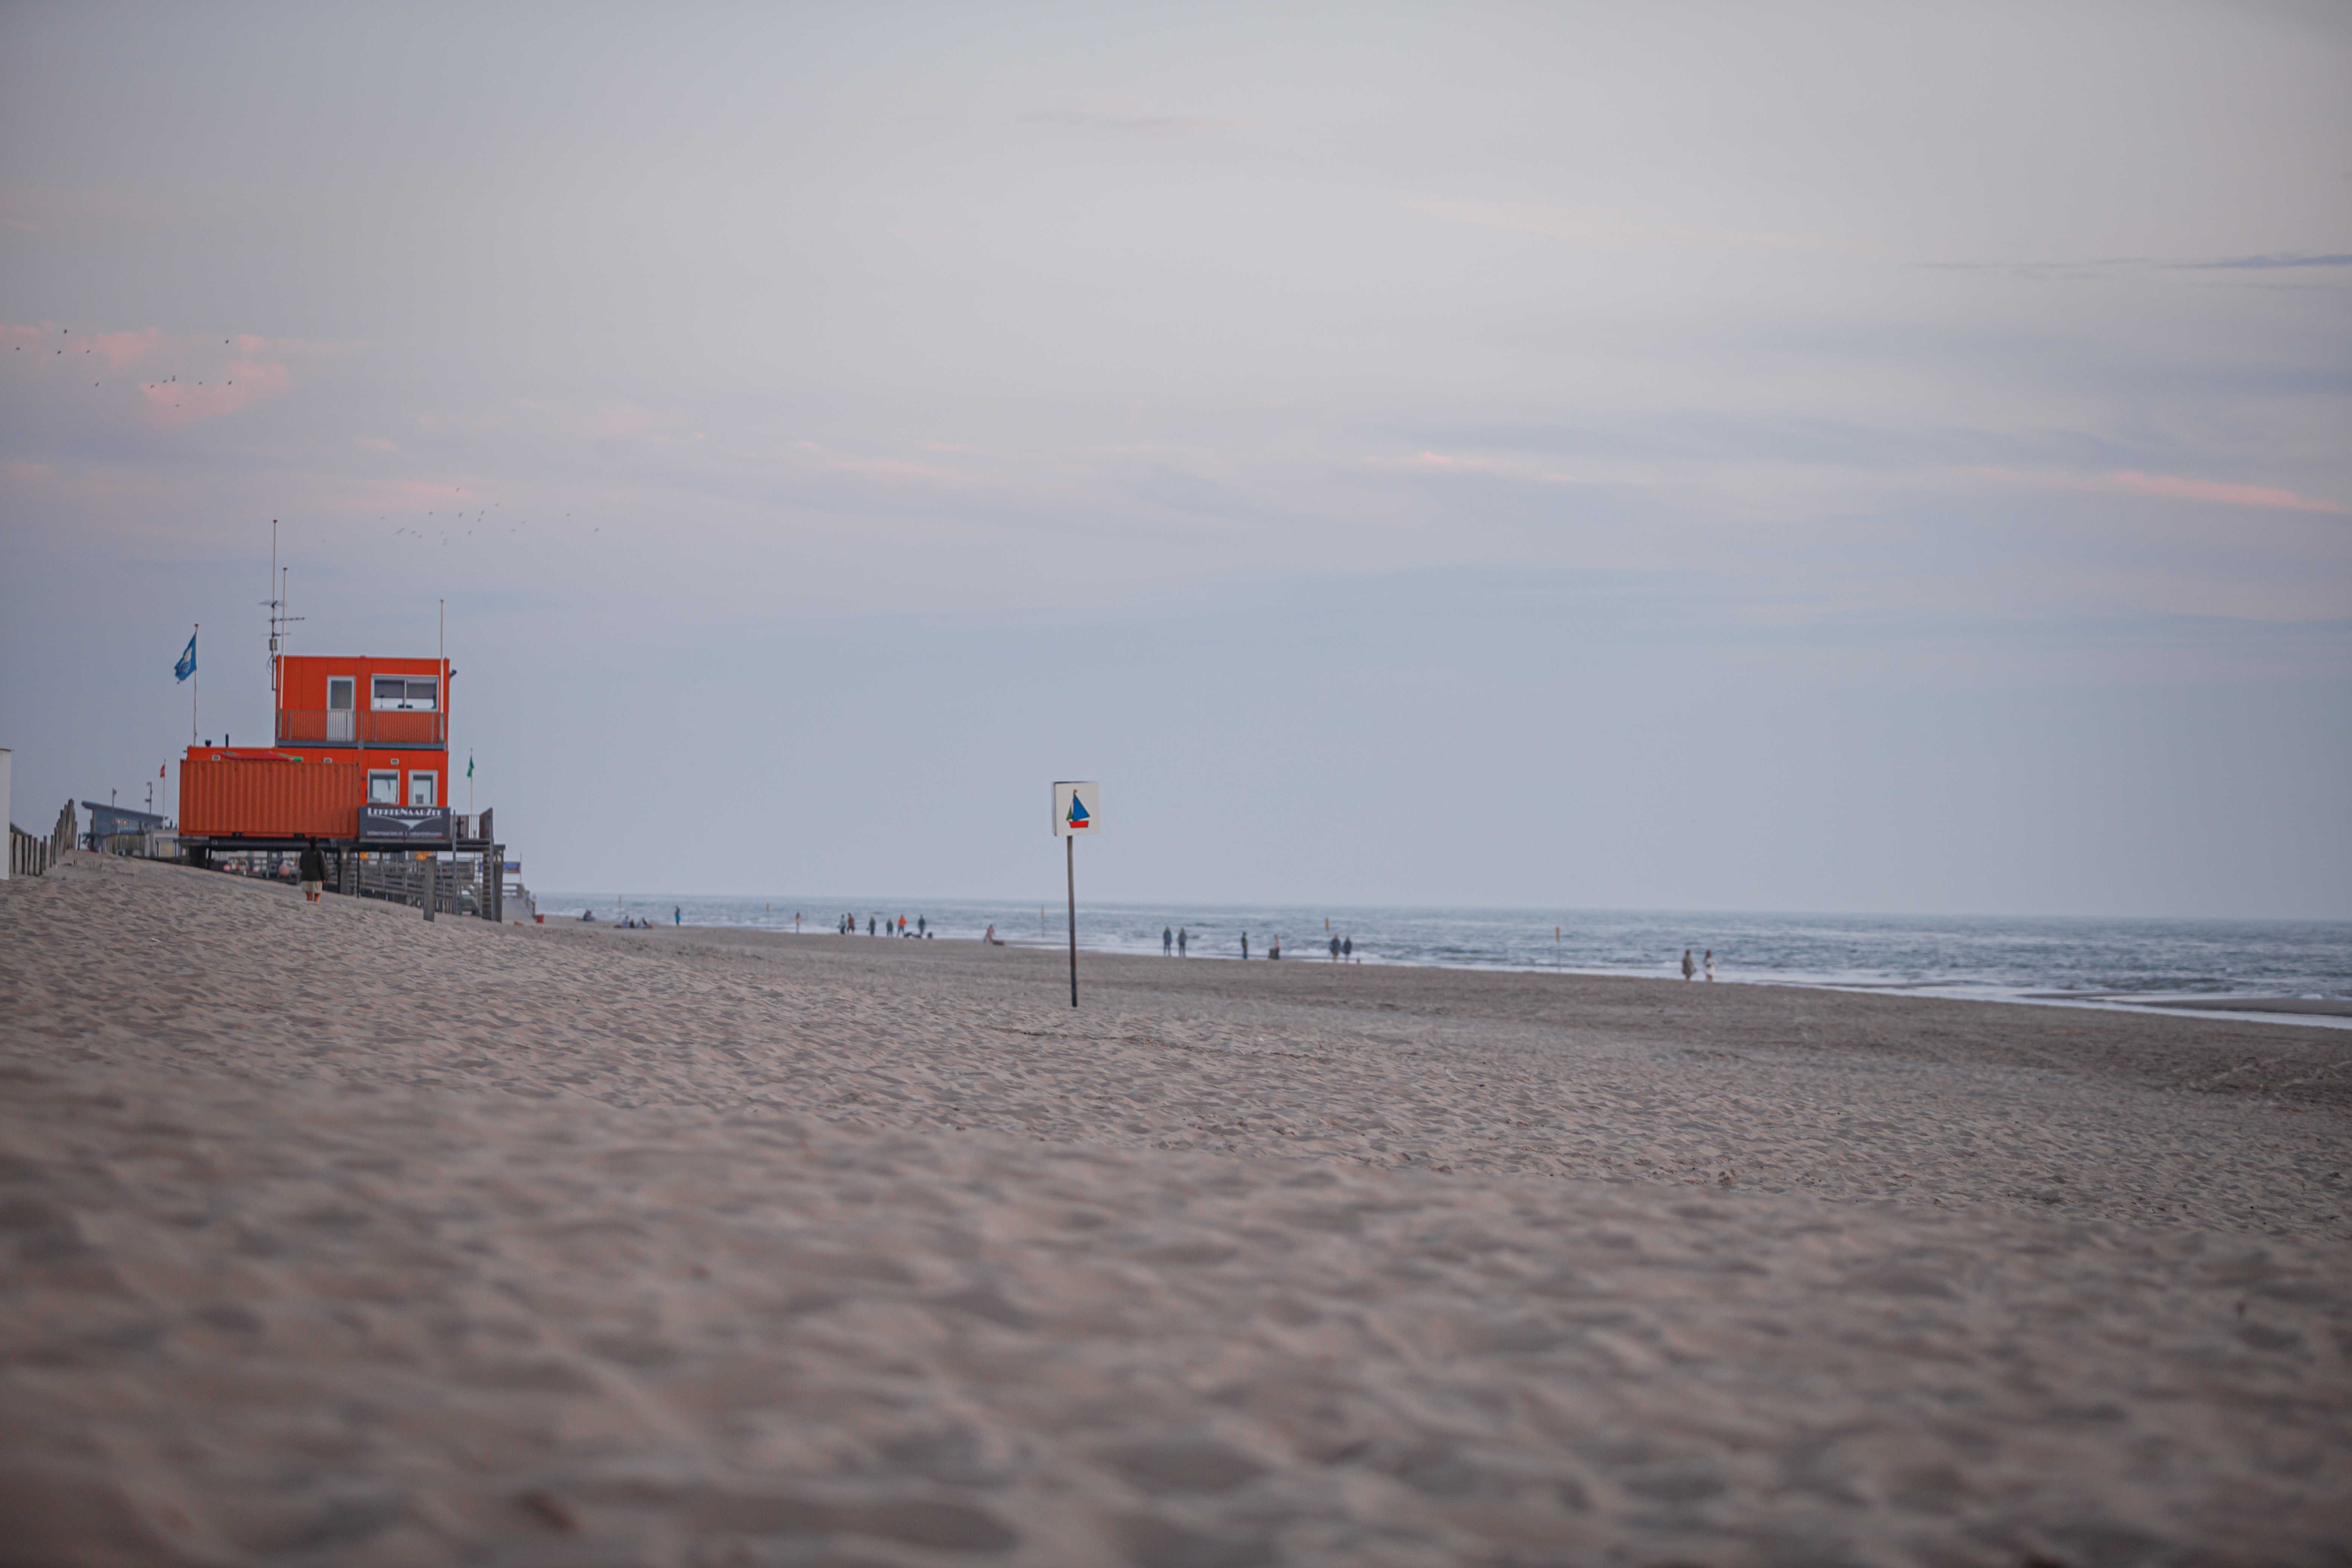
[3,854,2347,1565]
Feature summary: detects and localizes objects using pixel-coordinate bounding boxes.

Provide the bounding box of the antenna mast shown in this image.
[261,519,303,743]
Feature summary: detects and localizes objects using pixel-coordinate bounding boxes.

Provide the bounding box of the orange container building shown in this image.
[175,648,507,918]
[271,654,455,808]
[180,755,367,839]
[181,655,458,828]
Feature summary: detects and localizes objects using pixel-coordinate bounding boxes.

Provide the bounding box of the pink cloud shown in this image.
[136,357,294,425]
[4,320,326,429]
[788,440,997,491]
[0,185,141,237]
[1028,100,1254,140]
[1371,451,1588,485]
[0,457,217,539]
[1981,468,2348,515]
[588,402,684,441]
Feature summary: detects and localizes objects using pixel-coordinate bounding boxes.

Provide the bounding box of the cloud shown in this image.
[2170,253,2352,272]
[0,185,142,236]
[588,402,684,442]
[1026,100,1254,140]
[1916,253,2352,281]
[1981,468,2349,514]
[1406,199,1804,252]
[2,321,324,429]
[785,439,1018,495]
[1370,450,1591,486]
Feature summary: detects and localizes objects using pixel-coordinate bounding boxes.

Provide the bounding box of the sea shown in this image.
[541,894,2352,1027]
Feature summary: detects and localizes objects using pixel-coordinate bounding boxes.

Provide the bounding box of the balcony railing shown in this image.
[276,709,444,748]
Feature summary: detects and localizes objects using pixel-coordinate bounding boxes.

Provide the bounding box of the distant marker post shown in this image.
[1052,781,1100,1008]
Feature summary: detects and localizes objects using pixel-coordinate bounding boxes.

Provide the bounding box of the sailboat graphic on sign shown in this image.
[1053,781,1099,837]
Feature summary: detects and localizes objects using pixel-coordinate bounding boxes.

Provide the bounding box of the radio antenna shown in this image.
[261,521,305,727]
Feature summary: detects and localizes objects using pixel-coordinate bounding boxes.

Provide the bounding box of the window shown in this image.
[368,771,400,804]
[409,772,437,807]
[327,678,355,711]
[372,676,438,711]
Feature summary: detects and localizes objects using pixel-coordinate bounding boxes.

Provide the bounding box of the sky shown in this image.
[2,1,2347,917]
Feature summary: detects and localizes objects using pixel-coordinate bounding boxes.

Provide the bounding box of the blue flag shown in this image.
[174,630,197,682]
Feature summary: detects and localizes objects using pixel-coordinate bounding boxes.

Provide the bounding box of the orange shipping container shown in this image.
[180,758,364,839]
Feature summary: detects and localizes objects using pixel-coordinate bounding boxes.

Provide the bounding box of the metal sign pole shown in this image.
[1052,780,1098,1010]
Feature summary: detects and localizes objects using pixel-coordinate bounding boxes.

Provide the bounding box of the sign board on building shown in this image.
[1052,781,1099,837]
[360,805,455,845]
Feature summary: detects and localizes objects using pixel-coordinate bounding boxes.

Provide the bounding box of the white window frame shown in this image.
[408,772,438,807]
[327,677,355,711]
[372,675,439,712]
[367,770,400,804]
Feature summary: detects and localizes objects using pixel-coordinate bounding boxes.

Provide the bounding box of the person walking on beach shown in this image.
[297,837,326,903]
[1681,948,1696,981]
[1240,931,1250,960]
[673,905,681,926]
[1342,936,1353,960]
[1270,934,1282,960]
[1329,934,1340,962]
[1178,926,1188,957]
[1704,949,1715,982]
[1164,925,1174,956]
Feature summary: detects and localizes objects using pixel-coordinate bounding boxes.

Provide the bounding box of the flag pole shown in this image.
[191,624,199,744]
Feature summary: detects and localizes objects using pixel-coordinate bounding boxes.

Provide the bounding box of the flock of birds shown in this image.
[19,325,608,542]
[13,328,241,406]
[384,497,583,548]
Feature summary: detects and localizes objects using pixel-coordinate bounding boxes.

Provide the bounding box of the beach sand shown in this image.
[2,855,2346,1566]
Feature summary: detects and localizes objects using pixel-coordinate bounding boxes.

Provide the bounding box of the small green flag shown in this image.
[467,753,474,778]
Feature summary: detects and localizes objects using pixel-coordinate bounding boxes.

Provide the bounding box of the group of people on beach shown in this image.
[1682,948,1716,982]
[839,913,929,939]
[567,904,676,929]
[1199,929,1359,962]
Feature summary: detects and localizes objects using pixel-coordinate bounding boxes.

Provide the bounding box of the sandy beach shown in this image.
[2,855,2346,1566]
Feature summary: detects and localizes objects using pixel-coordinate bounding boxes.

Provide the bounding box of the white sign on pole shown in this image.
[1052,780,1100,837]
